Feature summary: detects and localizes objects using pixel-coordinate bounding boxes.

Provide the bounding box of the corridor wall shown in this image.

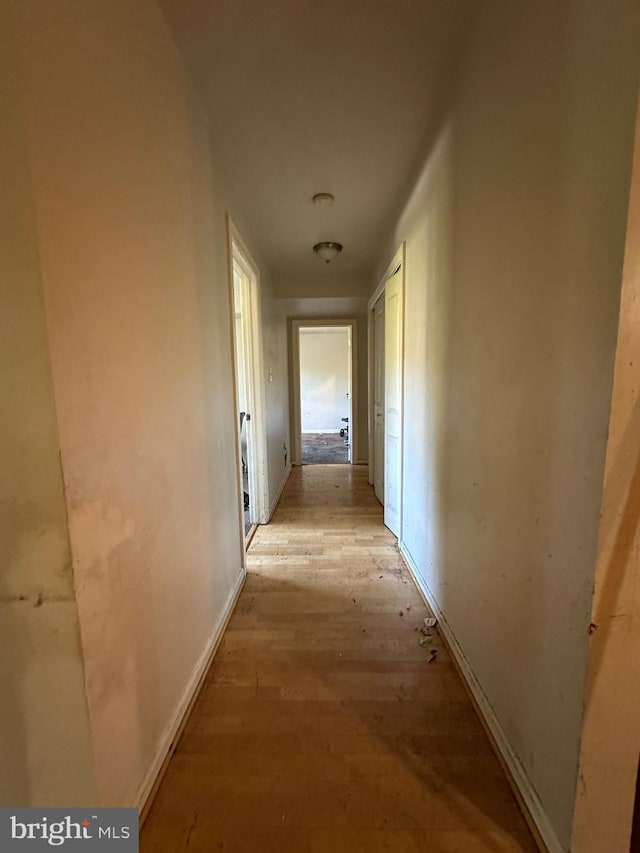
[376,2,640,849]
[7,0,289,808]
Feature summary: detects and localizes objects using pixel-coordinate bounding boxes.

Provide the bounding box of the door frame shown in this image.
[289,318,358,466]
[370,291,385,505]
[227,217,269,532]
[367,244,405,531]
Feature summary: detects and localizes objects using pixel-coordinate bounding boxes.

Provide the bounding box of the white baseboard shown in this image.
[301,429,341,434]
[135,566,246,817]
[398,540,563,853]
[269,463,291,520]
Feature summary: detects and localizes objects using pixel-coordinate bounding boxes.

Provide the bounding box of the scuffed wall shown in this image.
[11,0,246,806]
[0,4,97,807]
[377,1,639,848]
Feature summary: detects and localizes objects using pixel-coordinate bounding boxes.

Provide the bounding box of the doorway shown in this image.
[228,221,269,540]
[299,326,351,464]
[290,319,358,467]
[368,245,405,537]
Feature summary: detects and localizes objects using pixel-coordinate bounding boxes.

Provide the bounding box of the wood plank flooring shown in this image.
[141,465,537,853]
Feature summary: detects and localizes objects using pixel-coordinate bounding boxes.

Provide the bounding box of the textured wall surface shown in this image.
[378,2,639,847]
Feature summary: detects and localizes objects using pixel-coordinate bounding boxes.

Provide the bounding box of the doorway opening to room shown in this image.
[229,222,269,542]
[290,320,358,466]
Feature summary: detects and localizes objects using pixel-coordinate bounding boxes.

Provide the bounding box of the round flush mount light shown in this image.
[312,192,335,208]
[313,241,343,264]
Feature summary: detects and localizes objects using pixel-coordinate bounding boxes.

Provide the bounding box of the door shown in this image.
[232,263,255,537]
[229,224,269,537]
[384,267,403,536]
[373,295,385,504]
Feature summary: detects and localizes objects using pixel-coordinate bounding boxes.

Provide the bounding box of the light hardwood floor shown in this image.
[142,465,537,852]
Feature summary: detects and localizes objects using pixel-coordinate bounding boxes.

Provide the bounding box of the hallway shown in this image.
[4,2,639,847]
[141,466,536,852]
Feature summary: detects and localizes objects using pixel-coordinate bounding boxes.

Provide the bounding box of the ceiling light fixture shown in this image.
[312,192,335,208]
[313,241,343,264]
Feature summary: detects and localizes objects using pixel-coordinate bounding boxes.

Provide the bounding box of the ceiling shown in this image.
[159,0,478,285]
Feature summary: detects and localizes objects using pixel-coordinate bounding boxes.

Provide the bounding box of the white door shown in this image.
[384,267,403,536]
[373,295,385,504]
[232,263,255,535]
[230,229,269,532]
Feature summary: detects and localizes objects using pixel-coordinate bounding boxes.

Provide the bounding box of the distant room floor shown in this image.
[302,432,348,464]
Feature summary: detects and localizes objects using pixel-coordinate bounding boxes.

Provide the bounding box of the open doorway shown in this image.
[299,326,351,464]
[228,221,269,541]
[290,319,358,466]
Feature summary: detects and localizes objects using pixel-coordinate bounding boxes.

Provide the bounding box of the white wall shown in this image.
[377,2,640,849]
[4,0,291,806]
[258,271,291,512]
[299,328,350,432]
[0,4,98,807]
[10,0,273,808]
[277,274,371,299]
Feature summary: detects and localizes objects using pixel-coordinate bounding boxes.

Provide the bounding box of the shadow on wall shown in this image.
[0,495,40,805]
[180,67,239,556]
[399,1,638,845]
